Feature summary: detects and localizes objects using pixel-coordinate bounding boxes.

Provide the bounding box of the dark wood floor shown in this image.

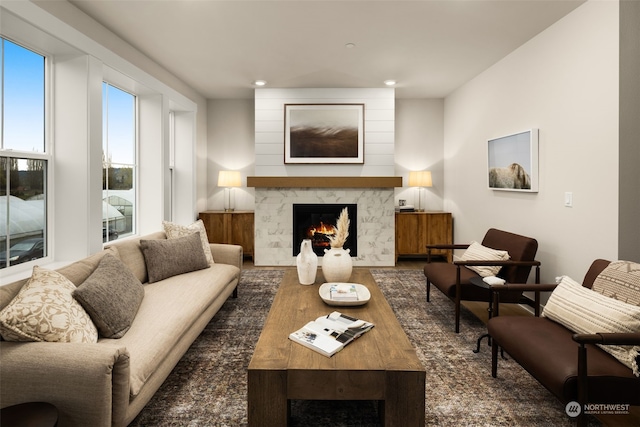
[242,257,640,426]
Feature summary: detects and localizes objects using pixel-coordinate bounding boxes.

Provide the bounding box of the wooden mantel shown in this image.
[247,176,402,188]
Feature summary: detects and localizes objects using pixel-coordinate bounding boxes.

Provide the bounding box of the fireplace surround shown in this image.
[252,188,396,266]
[292,204,357,257]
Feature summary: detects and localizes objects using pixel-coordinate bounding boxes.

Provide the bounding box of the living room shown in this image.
[0,0,639,426]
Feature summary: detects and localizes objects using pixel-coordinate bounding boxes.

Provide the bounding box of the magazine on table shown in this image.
[288,311,374,357]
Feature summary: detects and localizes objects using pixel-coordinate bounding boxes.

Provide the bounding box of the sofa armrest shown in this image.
[210,243,243,270]
[0,341,130,427]
[572,332,640,346]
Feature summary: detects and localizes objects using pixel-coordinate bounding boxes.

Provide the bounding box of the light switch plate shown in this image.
[564,192,573,207]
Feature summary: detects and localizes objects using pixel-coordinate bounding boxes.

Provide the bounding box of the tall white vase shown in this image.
[296,239,318,285]
[322,247,353,283]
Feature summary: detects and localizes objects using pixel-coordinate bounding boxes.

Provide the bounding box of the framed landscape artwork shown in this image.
[487,129,539,192]
[284,104,364,164]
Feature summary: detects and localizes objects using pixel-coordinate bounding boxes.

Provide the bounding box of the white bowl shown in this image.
[319,282,371,306]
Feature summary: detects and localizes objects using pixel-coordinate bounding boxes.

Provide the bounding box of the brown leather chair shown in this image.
[488,259,640,427]
[423,228,540,333]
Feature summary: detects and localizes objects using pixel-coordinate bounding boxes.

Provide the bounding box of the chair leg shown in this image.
[491,339,499,378]
[426,279,431,302]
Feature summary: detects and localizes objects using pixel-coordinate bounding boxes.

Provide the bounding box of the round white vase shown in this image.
[322,247,353,283]
[296,239,318,285]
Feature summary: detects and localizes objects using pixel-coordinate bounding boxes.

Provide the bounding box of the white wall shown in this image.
[395,98,445,210]
[443,0,619,283]
[207,99,255,210]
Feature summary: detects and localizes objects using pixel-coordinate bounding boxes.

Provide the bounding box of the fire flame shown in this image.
[306,222,337,248]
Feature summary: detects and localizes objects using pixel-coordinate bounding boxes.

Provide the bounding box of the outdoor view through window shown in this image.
[1,38,46,269]
[103,82,136,243]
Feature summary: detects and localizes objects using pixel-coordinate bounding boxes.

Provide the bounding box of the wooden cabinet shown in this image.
[395,211,453,262]
[199,211,254,258]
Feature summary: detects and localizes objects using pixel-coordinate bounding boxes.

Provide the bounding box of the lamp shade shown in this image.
[217,170,241,187]
[408,170,432,187]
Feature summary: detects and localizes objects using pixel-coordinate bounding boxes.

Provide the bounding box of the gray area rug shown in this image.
[130,269,600,426]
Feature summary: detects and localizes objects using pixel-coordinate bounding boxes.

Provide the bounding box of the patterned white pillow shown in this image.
[163,219,214,265]
[460,241,510,277]
[543,276,640,376]
[592,260,640,306]
[0,266,98,343]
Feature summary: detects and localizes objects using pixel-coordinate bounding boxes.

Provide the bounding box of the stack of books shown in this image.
[289,311,374,357]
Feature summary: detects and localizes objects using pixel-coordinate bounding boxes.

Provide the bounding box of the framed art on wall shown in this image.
[487,129,539,192]
[284,104,365,164]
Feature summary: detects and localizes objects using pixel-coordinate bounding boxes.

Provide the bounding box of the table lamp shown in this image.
[218,170,241,212]
[408,170,432,212]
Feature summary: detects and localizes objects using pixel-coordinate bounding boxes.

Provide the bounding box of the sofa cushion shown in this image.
[592,260,640,306]
[57,246,120,286]
[140,233,209,283]
[0,266,98,343]
[460,241,510,277]
[73,254,144,338]
[542,276,640,376]
[163,219,214,265]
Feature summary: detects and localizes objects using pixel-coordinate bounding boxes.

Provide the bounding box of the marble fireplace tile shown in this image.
[253,188,395,267]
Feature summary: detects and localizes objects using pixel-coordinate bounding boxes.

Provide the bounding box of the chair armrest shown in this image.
[489,282,557,293]
[572,332,640,346]
[427,244,470,251]
[426,244,469,263]
[489,279,552,317]
[453,259,541,268]
[0,341,130,427]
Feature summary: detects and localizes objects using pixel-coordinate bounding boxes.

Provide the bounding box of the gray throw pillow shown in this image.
[140,232,209,283]
[73,254,144,339]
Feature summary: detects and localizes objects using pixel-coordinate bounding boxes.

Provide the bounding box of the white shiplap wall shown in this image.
[254,88,395,176]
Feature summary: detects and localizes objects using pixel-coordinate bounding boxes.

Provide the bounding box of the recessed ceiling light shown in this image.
[254,80,267,86]
[345,43,356,49]
[384,80,397,86]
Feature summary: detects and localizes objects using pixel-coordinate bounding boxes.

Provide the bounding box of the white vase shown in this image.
[322,247,353,283]
[296,239,318,285]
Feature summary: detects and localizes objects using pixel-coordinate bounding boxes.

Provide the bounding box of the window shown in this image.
[0,38,47,269]
[169,111,175,221]
[102,82,136,243]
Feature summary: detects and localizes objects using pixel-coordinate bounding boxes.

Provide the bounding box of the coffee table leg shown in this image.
[384,371,425,426]
[248,369,288,427]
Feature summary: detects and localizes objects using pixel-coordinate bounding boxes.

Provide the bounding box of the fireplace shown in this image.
[293,204,357,257]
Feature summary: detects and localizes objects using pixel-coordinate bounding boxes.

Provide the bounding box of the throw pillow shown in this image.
[0,266,98,343]
[542,276,640,376]
[140,232,209,283]
[592,260,640,306]
[163,219,214,265]
[460,241,510,277]
[73,254,144,338]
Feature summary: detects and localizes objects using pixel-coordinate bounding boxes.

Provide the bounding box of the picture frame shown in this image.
[284,104,364,164]
[487,129,539,192]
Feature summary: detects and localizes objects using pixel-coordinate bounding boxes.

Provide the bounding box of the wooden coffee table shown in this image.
[247,268,426,426]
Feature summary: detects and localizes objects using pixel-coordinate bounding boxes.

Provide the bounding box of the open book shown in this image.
[288,311,374,357]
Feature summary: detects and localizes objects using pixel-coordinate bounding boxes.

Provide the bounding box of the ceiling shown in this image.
[68,0,585,99]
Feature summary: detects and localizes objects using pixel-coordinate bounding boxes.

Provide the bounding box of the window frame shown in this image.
[0,36,52,273]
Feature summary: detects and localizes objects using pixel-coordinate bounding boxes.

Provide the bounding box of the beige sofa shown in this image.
[0,231,242,426]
